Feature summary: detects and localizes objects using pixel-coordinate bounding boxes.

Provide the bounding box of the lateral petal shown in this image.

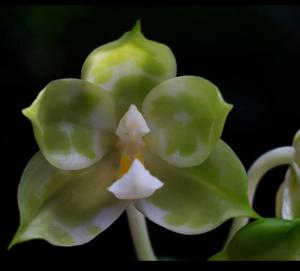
[23,78,117,170]
[142,76,232,167]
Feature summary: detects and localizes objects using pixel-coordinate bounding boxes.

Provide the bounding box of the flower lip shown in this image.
[108,104,163,200]
[107,158,164,200]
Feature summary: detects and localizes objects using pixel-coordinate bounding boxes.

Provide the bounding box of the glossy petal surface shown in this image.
[134,140,255,234]
[11,151,128,247]
[82,21,177,118]
[23,79,117,170]
[142,76,232,167]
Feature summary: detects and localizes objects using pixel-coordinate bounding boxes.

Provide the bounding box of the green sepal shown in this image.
[134,140,256,234]
[9,150,128,248]
[81,20,177,118]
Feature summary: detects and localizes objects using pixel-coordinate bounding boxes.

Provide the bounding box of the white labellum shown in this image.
[107,159,164,200]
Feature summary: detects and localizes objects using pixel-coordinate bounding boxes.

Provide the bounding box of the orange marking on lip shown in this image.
[117,152,132,178]
[117,149,145,178]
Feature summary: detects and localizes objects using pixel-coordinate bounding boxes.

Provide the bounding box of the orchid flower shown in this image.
[10,21,256,251]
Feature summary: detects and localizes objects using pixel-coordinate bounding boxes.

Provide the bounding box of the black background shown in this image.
[1,5,300,262]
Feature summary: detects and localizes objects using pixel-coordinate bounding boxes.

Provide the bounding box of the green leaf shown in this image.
[142,76,232,167]
[10,151,128,248]
[276,162,300,219]
[210,218,300,260]
[134,140,256,234]
[23,78,117,170]
[81,20,177,118]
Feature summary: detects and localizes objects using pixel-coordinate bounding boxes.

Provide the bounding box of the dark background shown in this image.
[1,5,300,261]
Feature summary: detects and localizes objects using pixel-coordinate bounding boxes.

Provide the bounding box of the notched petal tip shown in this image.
[7,228,28,250]
[131,19,142,34]
[7,236,17,250]
[225,102,234,113]
[108,159,164,200]
[22,107,32,119]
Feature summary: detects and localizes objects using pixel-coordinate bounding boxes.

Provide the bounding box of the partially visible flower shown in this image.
[10,21,255,247]
[211,129,300,261]
[276,129,300,219]
[293,129,300,167]
[210,218,300,260]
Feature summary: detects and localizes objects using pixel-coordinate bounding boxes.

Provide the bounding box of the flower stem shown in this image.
[126,204,157,261]
[224,146,295,247]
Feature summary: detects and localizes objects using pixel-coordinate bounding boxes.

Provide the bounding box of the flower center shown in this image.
[117,149,144,178]
[115,104,150,146]
[107,104,164,200]
[115,104,149,176]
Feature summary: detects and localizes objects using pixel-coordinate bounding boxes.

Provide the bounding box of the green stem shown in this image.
[224,146,295,246]
[126,204,157,261]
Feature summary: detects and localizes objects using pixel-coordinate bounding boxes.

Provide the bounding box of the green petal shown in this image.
[10,151,128,247]
[81,20,177,118]
[276,162,300,219]
[210,218,300,260]
[23,78,117,170]
[134,140,256,234]
[142,76,232,167]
